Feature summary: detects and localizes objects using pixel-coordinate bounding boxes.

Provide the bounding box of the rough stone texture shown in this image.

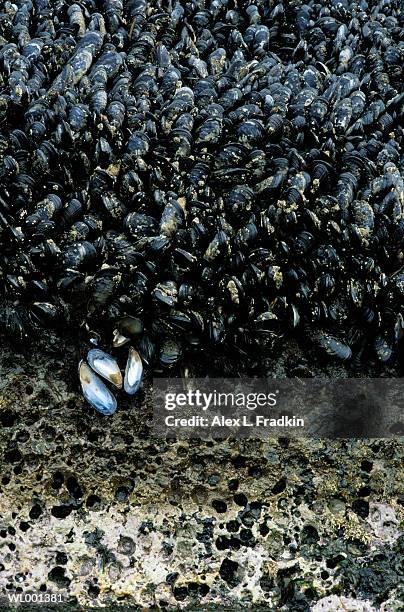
[0,337,403,610]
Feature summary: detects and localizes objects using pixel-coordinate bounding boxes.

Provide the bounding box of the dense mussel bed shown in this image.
[0,0,403,375]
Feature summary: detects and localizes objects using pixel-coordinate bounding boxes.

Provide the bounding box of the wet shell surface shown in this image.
[79,361,117,416]
[124,348,143,395]
[112,329,130,348]
[0,0,403,378]
[87,349,123,388]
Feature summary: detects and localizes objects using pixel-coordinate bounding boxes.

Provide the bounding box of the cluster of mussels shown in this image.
[0,0,403,382]
[80,346,142,414]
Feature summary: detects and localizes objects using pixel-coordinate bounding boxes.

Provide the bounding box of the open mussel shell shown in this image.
[124,347,143,395]
[87,348,123,388]
[79,361,117,416]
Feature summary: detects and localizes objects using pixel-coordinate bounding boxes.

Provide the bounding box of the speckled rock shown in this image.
[0,336,403,610]
[312,595,377,611]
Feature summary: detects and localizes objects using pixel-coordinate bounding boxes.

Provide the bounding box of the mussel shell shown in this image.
[124,347,143,395]
[117,316,144,337]
[374,336,393,363]
[87,349,123,388]
[317,334,352,361]
[30,302,63,326]
[79,361,117,415]
[159,339,182,367]
[112,329,130,348]
[153,281,178,307]
[138,334,156,366]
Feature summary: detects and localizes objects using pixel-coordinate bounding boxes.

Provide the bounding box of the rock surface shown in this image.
[0,337,403,610]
